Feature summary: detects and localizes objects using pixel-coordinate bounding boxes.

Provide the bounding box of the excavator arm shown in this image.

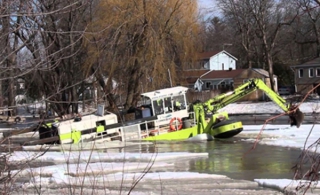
[202,78,304,127]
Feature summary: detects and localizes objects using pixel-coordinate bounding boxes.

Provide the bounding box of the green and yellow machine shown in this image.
[144,78,304,141]
[16,78,303,145]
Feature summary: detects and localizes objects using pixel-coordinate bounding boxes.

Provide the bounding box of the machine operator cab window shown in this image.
[152,95,187,115]
[140,86,189,126]
[172,95,186,111]
[153,99,164,115]
[164,97,172,113]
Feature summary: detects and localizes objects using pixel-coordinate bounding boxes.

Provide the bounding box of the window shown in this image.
[220,81,226,89]
[298,69,303,78]
[164,97,172,113]
[309,68,314,77]
[153,99,164,115]
[206,82,211,89]
[317,68,320,77]
[172,95,186,111]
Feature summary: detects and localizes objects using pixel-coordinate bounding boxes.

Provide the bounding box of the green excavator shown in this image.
[12,78,303,144]
[144,78,304,141]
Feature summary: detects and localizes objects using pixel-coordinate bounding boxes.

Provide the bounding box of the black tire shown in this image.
[212,120,237,129]
[211,120,243,139]
[14,117,21,123]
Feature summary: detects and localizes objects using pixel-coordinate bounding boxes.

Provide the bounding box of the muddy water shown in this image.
[130,138,304,181]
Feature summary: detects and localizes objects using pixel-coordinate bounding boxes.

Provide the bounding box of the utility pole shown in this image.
[168,69,173,87]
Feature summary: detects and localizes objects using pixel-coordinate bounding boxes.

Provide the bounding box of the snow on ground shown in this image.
[218,100,320,114]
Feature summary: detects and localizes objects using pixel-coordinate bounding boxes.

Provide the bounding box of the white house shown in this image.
[198,50,238,71]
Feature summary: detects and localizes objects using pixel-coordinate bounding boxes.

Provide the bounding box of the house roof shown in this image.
[200,69,245,80]
[252,68,273,78]
[183,68,274,84]
[197,50,238,61]
[197,51,220,59]
[183,69,210,83]
[183,69,209,77]
[291,57,320,68]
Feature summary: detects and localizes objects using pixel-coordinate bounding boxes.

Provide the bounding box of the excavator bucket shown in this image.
[288,106,304,128]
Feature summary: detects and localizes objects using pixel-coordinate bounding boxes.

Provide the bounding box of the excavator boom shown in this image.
[202,78,304,128]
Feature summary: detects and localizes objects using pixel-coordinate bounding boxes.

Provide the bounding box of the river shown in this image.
[128,138,304,181]
[0,116,308,182]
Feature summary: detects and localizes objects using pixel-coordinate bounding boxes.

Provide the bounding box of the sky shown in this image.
[3,100,320,194]
[198,0,215,8]
[197,0,221,18]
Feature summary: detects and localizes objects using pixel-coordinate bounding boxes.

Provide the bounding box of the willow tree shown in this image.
[84,0,200,110]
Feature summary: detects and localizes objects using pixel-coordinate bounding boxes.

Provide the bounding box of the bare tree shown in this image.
[0,0,22,115]
[12,0,93,117]
[314,0,320,6]
[215,0,297,90]
[292,0,320,58]
[218,0,257,68]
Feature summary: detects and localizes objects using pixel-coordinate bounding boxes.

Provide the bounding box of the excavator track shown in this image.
[211,120,243,139]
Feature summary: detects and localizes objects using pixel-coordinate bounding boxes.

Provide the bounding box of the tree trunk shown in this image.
[2,0,16,116]
[266,52,275,91]
[124,59,142,110]
[263,32,275,91]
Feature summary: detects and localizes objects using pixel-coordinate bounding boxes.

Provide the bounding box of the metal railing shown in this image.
[119,112,196,141]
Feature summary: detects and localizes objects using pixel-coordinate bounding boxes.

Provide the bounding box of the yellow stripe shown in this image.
[96,125,105,133]
[59,129,81,144]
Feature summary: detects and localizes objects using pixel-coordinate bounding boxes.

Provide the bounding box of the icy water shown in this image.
[0,119,305,182]
[127,138,304,181]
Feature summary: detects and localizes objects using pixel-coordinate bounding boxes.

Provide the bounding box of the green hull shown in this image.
[144,120,243,141]
[144,125,199,141]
